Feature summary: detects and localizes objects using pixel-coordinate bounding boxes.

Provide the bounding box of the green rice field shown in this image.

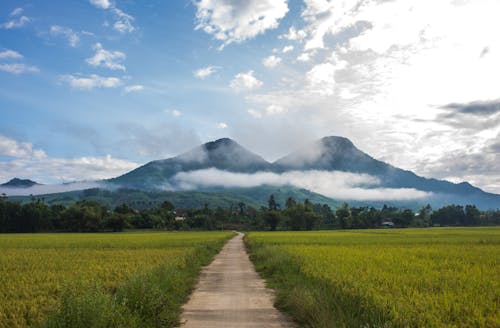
[246,228,500,327]
[0,231,233,328]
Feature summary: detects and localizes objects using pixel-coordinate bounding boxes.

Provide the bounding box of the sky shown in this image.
[1,0,500,194]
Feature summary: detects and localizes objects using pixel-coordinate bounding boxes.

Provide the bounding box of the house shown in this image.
[381,221,395,228]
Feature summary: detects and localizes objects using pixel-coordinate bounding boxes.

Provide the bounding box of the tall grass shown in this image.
[0,232,233,327]
[246,228,500,327]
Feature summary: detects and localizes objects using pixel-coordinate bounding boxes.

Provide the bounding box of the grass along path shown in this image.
[0,231,234,328]
[245,228,500,327]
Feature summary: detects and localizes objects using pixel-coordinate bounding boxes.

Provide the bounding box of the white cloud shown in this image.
[88,1,135,33]
[112,8,135,33]
[279,26,307,41]
[247,109,262,118]
[0,49,23,60]
[123,85,144,93]
[217,122,228,129]
[282,45,294,53]
[50,25,80,47]
[194,66,219,79]
[0,135,46,159]
[10,8,24,16]
[265,104,287,115]
[173,168,431,201]
[262,55,282,68]
[62,74,122,90]
[1,15,29,29]
[306,62,337,96]
[0,134,138,189]
[297,52,311,62]
[172,110,182,117]
[86,43,126,70]
[194,0,289,48]
[230,70,263,91]
[0,63,39,74]
[89,0,111,9]
[233,0,500,194]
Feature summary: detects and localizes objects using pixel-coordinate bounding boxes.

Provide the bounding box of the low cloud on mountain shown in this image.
[173,168,430,201]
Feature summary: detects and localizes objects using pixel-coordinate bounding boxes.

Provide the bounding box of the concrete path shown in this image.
[180,233,293,328]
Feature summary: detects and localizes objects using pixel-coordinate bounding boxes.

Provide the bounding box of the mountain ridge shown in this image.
[3,136,500,209]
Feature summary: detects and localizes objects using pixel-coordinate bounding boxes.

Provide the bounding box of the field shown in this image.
[0,231,233,328]
[246,228,500,327]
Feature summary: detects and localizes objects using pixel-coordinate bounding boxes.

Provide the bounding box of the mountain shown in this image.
[1,178,39,188]
[5,136,499,210]
[109,138,271,189]
[274,136,498,208]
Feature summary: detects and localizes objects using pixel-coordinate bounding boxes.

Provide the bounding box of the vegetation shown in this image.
[1,193,499,233]
[0,231,233,327]
[246,228,500,327]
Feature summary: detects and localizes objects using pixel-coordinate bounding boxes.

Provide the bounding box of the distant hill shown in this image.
[1,178,39,188]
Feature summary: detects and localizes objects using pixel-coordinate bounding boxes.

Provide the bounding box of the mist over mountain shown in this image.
[4,136,500,209]
[109,138,270,189]
[105,136,500,209]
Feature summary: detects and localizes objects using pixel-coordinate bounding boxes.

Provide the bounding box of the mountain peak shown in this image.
[203,138,239,151]
[320,136,355,149]
[274,136,369,171]
[1,178,39,188]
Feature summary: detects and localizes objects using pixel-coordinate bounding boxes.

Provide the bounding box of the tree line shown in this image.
[0,194,499,233]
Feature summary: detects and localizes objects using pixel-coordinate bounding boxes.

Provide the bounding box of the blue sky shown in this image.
[1,0,500,193]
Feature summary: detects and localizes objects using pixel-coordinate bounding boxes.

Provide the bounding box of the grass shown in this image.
[246,227,500,327]
[0,231,234,328]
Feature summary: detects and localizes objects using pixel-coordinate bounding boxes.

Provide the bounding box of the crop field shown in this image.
[246,228,500,327]
[0,231,233,328]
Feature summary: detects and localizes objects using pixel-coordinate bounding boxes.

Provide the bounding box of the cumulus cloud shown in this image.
[230,70,263,91]
[89,0,111,9]
[0,134,138,189]
[123,84,144,93]
[0,135,46,159]
[306,62,337,96]
[227,0,500,195]
[262,55,282,68]
[194,0,289,48]
[173,168,430,201]
[0,49,23,60]
[282,45,294,53]
[279,26,306,41]
[86,43,126,70]
[0,63,39,74]
[194,66,219,79]
[50,25,80,47]
[61,74,122,90]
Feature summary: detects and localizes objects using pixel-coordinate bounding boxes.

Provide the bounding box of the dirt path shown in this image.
[180,233,293,328]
